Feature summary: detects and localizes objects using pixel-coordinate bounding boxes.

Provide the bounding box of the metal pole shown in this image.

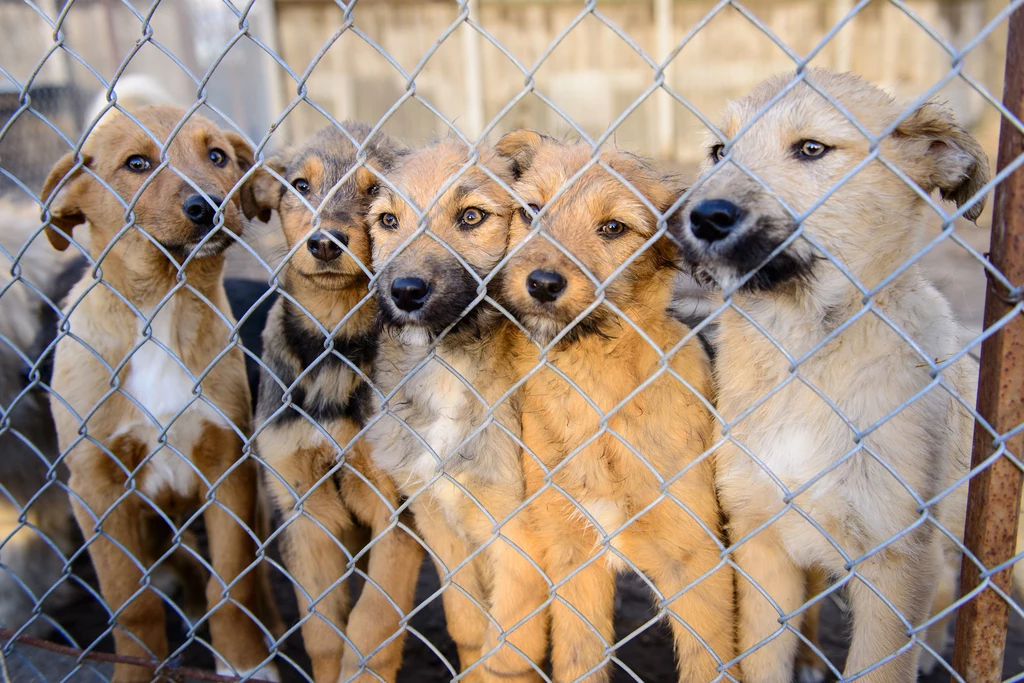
[952,5,1024,681]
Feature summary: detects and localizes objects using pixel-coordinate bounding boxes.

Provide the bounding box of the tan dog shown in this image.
[495,132,734,683]
[366,139,550,681]
[251,123,423,683]
[41,106,278,682]
[673,68,986,682]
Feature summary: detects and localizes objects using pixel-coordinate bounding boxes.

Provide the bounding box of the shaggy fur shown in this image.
[251,122,422,683]
[42,106,278,682]
[366,139,549,681]
[496,131,734,683]
[673,68,986,682]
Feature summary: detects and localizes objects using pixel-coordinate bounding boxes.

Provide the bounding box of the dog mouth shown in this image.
[677,211,815,293]
[377,266,480,338]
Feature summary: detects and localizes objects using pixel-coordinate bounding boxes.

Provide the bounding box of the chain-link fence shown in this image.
[1,0,1023,682]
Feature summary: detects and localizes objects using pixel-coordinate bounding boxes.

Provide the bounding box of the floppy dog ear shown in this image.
[245,158,287,224]
[495,130,546,180]
[40,152,92,251]
[893,101,991,222]
[224,131,274,223]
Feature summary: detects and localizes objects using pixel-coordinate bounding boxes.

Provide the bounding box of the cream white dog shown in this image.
[674,68,987,682]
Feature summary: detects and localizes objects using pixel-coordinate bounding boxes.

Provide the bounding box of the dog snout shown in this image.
[306,230,348,262]
[182,194,222,227]
[391,277,431,312]
[526,269,566,303]
[690,199,742,243]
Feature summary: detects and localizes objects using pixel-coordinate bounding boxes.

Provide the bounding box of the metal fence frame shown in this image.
[0,1,1023,682]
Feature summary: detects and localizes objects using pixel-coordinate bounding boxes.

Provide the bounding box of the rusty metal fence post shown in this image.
[952,5,1024,681]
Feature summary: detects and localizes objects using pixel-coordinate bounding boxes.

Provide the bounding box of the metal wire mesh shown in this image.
[0,0,1022,682]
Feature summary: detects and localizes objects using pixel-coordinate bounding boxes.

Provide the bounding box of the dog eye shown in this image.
[366,183,379,197]
[599,220,627,238]
[796,139,830,160]
[292,178,311,195]
[459,207,487,228]
[379,213,399,230]
[208,148,228,167]
[124,155,151,173]
[519,203,541,224]
[710,144,725,163]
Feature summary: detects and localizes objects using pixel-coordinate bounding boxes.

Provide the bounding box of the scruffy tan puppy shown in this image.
[251,123,422,683]
[367,139,550,681]
[41,106,278,682]
[496,131,734,683]
[673,68,986,682]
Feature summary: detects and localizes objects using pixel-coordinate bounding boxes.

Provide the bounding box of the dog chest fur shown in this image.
[117,296,229,499]
[715,291,971,565]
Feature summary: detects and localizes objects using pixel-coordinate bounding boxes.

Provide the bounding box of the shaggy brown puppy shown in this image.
[251,123,422,683]
[41,106,278,682]
[366,139,549,682]
[673,68,987,683]
[496,131,734,683]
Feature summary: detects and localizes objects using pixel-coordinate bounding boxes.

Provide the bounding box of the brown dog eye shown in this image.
[208,148,228,167]
[380,213,398,230]
[599,220,627,238]
[710,145,725,163]
[292,178,310,195]
[125,155,151,173]
[459,207,486,228]
[796,140,830,160]
[519,203,541,224]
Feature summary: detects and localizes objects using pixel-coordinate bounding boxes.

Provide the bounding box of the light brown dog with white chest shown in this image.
[42,106,278,682]
[674,69,986,682]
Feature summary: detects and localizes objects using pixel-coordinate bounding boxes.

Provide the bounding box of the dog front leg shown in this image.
[544,517,616,683]
[479,513,549,682]
[625,500,736,683]
[270,473,355,683]
[195,432,278,681]
[341,468,423,683]
[69,469,168,683]
[733,527,804,683]
[844,542,937,683]
[410,496,490,681]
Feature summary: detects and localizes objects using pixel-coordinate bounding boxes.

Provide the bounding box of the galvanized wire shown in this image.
[0,0,1021,681]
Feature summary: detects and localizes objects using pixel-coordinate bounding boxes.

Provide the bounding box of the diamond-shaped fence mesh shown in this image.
[1,0,1023,682]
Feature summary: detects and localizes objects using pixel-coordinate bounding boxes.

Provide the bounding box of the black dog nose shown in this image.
[306,230,348,262]
[182,194,222,226]
[391,277,430,312]
[526,270,566,303]
[689,199,742,243]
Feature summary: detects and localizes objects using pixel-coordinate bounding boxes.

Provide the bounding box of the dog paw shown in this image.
[216,661,281,682]
[797,663,827,683]
[918,649,940,675]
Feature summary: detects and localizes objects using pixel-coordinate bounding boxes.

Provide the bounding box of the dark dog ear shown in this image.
[224,131,273,222]
[246,158,287,223]
[494,129,546,180]
[893,101,990,222]
[40,152,92,251]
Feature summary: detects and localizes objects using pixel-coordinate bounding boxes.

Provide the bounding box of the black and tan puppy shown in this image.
[41,106,278,682]
[496,132,735,683]
[367,139,549,682]
[251,123,423,683]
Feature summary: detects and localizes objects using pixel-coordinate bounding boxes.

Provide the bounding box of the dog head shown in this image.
[496,131,681,344]
[41,105,259,263]
[675,68,991,294]
[368,139,514,341]
[251,123,404,289]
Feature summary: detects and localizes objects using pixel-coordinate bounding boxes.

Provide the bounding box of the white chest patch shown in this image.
[116,299,228,500]
[409,361,471,480]
[581,498,627,571]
